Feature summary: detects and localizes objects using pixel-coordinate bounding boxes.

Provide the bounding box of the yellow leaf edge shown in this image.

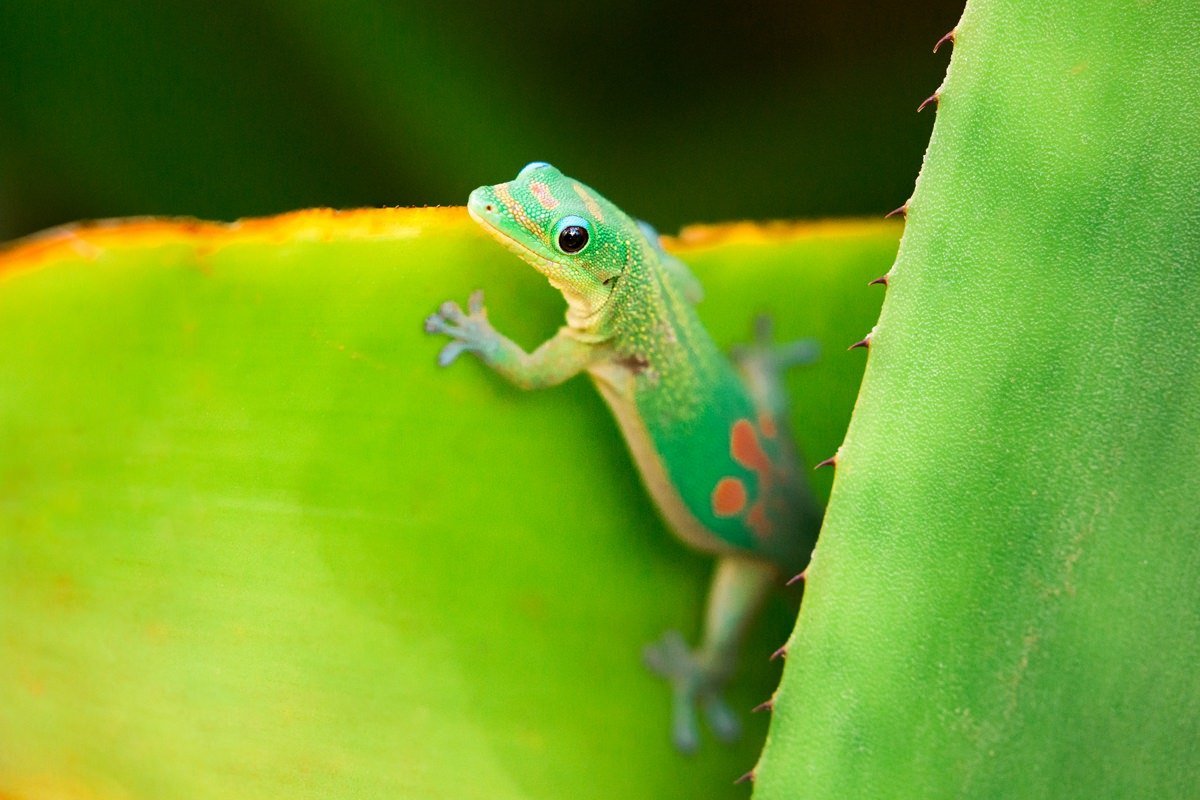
[0,206,900,281]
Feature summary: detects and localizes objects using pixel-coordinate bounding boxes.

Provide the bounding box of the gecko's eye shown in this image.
[554,215,591,255]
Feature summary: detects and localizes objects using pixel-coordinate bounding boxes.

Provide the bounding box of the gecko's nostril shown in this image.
[485,204,494,213]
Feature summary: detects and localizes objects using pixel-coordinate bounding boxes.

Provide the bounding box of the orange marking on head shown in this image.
[529,180,559,211]
[494,183,547,243]
[571,183,604,222]
[758,413,777,438]
[712,477,748,517]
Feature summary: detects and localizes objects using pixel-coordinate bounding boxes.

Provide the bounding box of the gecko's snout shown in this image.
[467,186,499,220]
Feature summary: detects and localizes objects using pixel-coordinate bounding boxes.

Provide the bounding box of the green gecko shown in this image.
[424,162,822,753]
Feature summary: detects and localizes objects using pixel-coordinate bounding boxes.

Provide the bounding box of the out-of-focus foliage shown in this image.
[0,0,961,239]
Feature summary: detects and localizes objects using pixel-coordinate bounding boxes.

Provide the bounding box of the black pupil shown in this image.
[558,225,588,253]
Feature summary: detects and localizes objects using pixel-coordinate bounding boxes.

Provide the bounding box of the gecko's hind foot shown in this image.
[753,313,776,346]
[733,315,819,371]
[644,630,740,753]
[703,694,741,743]
[774,338,820,368]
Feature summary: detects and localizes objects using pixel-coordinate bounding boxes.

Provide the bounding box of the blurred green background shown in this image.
[0,0,960,241]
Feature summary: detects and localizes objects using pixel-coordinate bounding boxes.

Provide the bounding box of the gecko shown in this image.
[424,162,823,752]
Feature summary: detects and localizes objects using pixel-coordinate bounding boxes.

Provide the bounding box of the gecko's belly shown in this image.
[587,370,731,555]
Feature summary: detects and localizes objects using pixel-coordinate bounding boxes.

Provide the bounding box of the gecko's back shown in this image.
[589,245,817,572]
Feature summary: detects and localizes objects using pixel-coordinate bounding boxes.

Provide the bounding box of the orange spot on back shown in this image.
[731,419,770,472]
[728,418,780,540]
[712,477,748,517]
[746,504,773,538]
[759,413,777,438]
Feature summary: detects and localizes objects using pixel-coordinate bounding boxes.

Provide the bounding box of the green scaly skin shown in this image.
[425,163,822,753]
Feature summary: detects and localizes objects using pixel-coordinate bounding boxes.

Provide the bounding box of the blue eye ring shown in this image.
[553,215,591,255]
[518,161,552,178]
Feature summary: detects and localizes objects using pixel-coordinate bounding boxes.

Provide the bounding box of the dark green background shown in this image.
[0,0,959,240]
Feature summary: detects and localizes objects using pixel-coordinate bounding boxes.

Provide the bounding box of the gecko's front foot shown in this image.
[644,630,741,753]
[423,290,499,366]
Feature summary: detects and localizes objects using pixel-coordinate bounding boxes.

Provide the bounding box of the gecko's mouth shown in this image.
[468,204,560,274]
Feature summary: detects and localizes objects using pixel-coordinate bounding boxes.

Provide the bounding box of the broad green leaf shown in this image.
[755,2,1200,797]
[0,209,897,799]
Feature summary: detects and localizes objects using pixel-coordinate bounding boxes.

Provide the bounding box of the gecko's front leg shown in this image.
[424,290,597,389]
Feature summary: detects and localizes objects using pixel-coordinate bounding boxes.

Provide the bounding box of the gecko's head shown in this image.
[467,162,641,326]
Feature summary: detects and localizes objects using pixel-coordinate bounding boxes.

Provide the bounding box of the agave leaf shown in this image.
[755,2,1200,797]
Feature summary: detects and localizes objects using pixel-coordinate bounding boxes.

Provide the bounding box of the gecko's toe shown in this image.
[754,314,775,345]
[671,699,702,755]
[437,341,469,367]
[439,300,466,321]
[424,313,466,340]
[703,694,742,744]
[643,630,690,680]
[777,338,821,368]
[424,313,456,335]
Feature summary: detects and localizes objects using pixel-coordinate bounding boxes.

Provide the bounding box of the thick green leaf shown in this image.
[756,2,1200,797]
[0,210,896,799]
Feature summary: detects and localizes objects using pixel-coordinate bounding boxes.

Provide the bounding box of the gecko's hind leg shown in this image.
[731,315,818,420]
[644,557,778,753]
[732,315,813,451]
